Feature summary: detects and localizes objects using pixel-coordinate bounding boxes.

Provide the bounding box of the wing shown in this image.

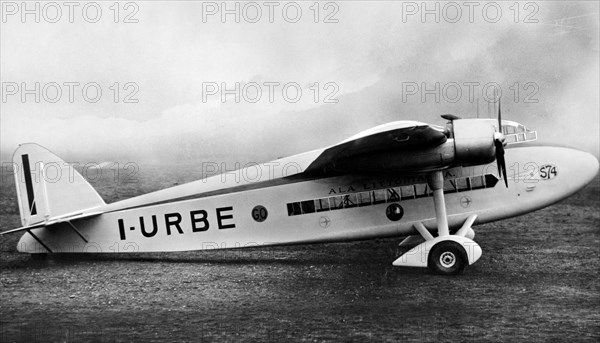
[304,121,449,176]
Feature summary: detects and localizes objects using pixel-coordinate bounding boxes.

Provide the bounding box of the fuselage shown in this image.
[16,146,599,253]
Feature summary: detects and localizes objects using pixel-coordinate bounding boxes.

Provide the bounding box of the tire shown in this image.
[428,241,467,275]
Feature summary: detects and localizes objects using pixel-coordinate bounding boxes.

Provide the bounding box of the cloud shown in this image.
[1,1,598,163]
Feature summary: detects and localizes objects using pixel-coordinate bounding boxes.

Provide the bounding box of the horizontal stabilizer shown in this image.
[1,211,103,235]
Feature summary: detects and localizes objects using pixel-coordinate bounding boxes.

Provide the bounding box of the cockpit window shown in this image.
[499,120,537,144]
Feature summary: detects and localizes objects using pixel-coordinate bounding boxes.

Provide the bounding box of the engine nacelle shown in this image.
[332,141,456,173]
[452,120,496,166]
[312,119,504,175]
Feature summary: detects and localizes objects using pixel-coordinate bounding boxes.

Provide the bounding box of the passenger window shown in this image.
[387,188,401,202]
[287,202,302,216]
[343,194,357,208]
[470,176,485,190]
[456,178,470,192]
[357,192,372,207]
[415,184,430,198]
[315,198,330,212]
[372,189,387,204]
[400,185,415,200]
[443,179,457,193]
[301,200,316,214]
[329,196,344,210]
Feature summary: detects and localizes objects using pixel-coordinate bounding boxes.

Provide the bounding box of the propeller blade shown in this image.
[497,100,502,133]
[494,96,508,187]
[501,160,508,187]
[495,140,503,179]
[497,145,508,188]
[494,135,508,188]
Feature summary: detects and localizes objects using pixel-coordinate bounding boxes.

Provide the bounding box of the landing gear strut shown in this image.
[392,170,482,274]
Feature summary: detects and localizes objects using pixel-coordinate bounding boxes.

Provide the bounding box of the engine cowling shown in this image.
[452,119,496,166]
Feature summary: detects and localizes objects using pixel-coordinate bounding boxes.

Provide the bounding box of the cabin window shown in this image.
[456,178,470,192]
[387,188,401,202]
[400,185,415,200]
[415,183,430,198]
[301,200,316,214]
[315,198,330,212]
[470,176,485,190]
[443,179,458,193]
[372,189,387,204]
[357,192,372,207]
[287,202,302,216]
[329,196,344,210]
[342,194,357,208]
[287,174,502,216]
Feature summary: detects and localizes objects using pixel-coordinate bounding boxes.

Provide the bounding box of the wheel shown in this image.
[428,241,467,275]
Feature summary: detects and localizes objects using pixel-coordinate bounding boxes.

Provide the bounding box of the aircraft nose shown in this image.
[555,148,599,196]
[509,146,598,207]
[573,149,599,187]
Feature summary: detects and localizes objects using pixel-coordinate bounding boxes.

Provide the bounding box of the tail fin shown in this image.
[13,143,105,226]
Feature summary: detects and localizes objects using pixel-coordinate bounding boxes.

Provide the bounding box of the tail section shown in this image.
[13,143,105,227]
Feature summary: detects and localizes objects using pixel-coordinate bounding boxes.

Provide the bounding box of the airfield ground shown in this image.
[0,165,598,342]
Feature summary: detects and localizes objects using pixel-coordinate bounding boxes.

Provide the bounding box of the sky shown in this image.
[1,1,598,165]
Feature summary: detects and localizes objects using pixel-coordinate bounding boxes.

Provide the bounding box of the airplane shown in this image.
[2,105,598,275]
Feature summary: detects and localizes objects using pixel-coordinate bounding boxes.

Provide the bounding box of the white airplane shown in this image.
[2,107,598,274]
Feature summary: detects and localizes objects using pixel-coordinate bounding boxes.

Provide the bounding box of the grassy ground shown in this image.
[1,164,598,342]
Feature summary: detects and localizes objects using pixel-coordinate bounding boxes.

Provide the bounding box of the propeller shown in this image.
[493,100,508,187]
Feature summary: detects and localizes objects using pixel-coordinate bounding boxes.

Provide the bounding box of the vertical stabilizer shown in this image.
[12,143,106,226]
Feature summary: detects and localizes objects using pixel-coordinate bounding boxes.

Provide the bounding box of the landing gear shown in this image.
[392,170,482,274]
[428,241,467,275]
[392,233,481,274]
